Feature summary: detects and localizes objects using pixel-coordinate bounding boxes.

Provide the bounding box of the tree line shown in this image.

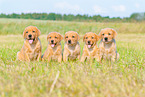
[0,12,144,22]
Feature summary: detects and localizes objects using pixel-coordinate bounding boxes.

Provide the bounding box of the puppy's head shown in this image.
[83,32,99,48]
[99,28,117,43]
[64,31,80,46]
[23,26,41,44]
[47,32,63,47]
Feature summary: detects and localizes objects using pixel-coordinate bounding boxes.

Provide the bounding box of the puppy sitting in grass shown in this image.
[99,28,119,62]
[17,26,42,61]
[42,32,63,62]
[63,31,81,62]
[81,32,100,62]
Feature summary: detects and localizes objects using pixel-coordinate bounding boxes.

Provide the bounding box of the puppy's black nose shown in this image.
[104,37,108,41]
[68,40,71,44]
[28,34,32,38]
[88,41,90,44]
[51,40,54,43]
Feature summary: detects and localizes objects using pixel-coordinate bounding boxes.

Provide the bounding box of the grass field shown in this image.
[0,18,145,97]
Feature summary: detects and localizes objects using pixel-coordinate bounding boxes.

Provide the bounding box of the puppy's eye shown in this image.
[26,31,28,33]
[55,37,57,38]
[33,31,35,33]
[102,34,104,36]
[49,37,51,39]
[72,36,75,38]
[92,37,94,39]
[66,36,68,38]
[108,33,111,35]
[86,37,88,39]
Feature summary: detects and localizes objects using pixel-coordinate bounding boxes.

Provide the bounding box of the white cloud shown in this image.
[93,5,107,14]
[112,5,126,12]
[135,3,140,8]
[54,2,80,11]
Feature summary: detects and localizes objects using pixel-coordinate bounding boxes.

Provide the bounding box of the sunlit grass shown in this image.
[0,34,145,97]
[0,18,145,35]
[0,18,145,97]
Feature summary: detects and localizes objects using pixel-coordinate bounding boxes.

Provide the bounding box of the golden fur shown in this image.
[63,31,80,62]
[17,26,42,61]
[99,28,119,62]
[81,32,100,62]
[42,32,63,62]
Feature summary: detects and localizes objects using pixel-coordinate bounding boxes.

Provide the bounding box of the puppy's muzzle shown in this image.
[88,41,90,44]
[68,40,71,44]
[51,40,54,44]
[104,37,108,41]
[28,34,32,38]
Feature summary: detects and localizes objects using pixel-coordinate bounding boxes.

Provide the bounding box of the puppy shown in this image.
[81,32,100,62]
[17,26,42,61]
[99,28,119,62]
[63,31,80,62]
[42,32,63,62]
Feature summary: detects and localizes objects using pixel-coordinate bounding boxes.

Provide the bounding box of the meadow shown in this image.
[0,18,145,97]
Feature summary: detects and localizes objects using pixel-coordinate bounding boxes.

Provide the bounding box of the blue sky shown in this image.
[0,0,144,18]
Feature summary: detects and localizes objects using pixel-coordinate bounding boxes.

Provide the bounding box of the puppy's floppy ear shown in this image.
[61,35,63,40]
[64,33,67,42]
[83,34,86,42]
[36,27,41,37]
[47,34,50,41]
[59,33,63,41]
[77,33,80,40]
[111,29,117,38]
[99,29,103,38]
[37,29,41,36]
[95,33,100,41]
[23,30,26,39]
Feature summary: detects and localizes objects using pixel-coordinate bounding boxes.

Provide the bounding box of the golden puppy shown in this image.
[81,32,100,62]
[17,26,42,61]
[63,31,80,62]
[99,28,119,62]
[42,32,63,62]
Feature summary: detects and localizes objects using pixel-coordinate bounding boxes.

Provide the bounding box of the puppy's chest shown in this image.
[69,51,77,60]
[28,44,40,58]
[87,48,93,55]
[51,47,61,60]
[69,49,76,55]
[68,47,78,59]
[87,47,98,56]
[69,46,79,57]
[101,46,116,57]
